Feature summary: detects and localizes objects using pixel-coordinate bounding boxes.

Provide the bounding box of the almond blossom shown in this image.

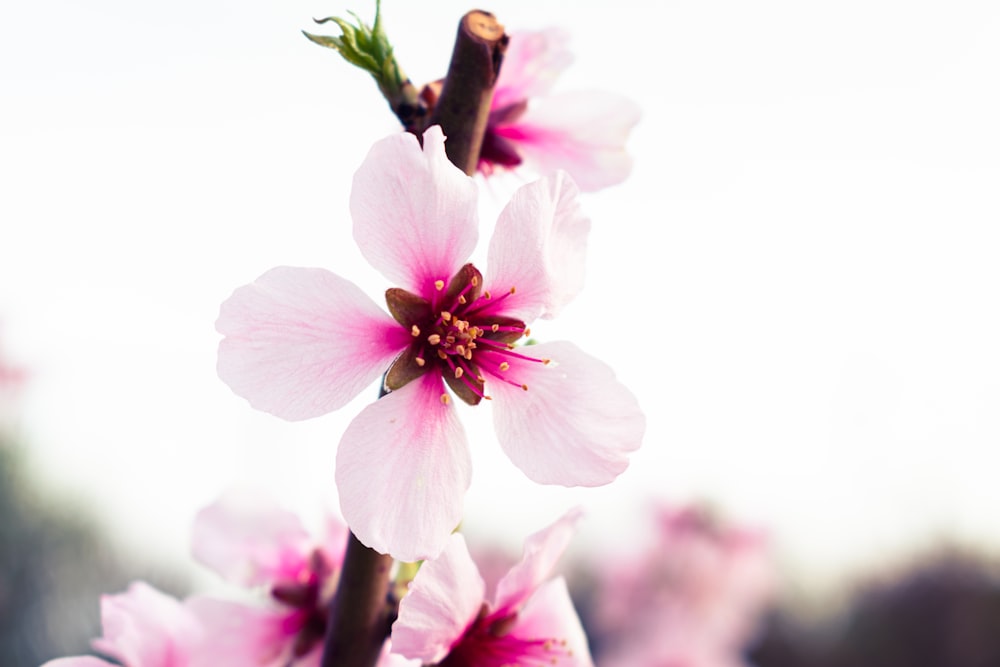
[391,509,592,667]
[216,126,645,562]
[40,582,201,667]
[478,29,641,191]
[184,489,349,667]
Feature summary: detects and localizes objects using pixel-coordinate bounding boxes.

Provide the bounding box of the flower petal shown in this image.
[351,127,479,295]
[41,659,115,667]
[191,488,314,587]
[186,597,296,667]
[492,29,574,110]
[485,171,589,322]
[217,266,408,421]
[392,534,486,664]
[490,341,644,486]
[497,91,641,192]
[492,508,582,616]
[507,577,594,667]
[92,582,199,667]
[335,372,471,561]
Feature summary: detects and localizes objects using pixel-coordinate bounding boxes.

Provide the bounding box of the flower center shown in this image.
[384,262,547,405]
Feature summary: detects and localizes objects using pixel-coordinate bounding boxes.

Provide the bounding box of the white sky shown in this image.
[2,0,999,599]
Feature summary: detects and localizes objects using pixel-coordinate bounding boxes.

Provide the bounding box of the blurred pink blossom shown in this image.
[216,126,644,561]
[391,508,592,667]
[592,505,775,667]
[41,582,201,667]
[478,29,641,191]
[185,489,349,667]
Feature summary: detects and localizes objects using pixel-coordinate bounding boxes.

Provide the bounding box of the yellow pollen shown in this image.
[455,345,466,356]
[440,393,450,404]
[437,349,448,360]
[434,280,445,290]
[499,362,510,371]
[542,358,551,365]
[415,357,426,367]
[509,286,516,294]
[454,367,464,379]
[446,335,456,344]
[441,311,452,321]
[427,334,441,345]
[521,384,529,391]
[483,290,492,299]
[456,320,468,332]
[410,325,420,337]
[464,349,473,360]
[524,328,531,336]
[458,295,467,304]
[491,323,500,332]
[471,276,479,287]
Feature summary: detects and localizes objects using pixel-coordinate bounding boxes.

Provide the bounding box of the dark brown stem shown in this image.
[427,10,508,175]
[320,532,395,667]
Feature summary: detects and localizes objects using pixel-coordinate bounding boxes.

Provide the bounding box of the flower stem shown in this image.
[320,12,508,667]
[427,10,508,175]
[320,532,395,667]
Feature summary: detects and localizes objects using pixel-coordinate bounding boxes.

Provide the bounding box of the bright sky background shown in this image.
[2,0,999,600]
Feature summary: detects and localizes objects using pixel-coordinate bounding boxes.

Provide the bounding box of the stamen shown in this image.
[440,394,450,405]
[415,357,426,367]
[434,280,445,291]
[427,334,441,345]
[471,276,479,287]
[499,362,510,371]
[411,325,420,337]
[458,295,467,304]
[492,324,500,332]
[441,311,452,322]
[454,367,464,379]
[437,349,448,360]
[455,345,466,356]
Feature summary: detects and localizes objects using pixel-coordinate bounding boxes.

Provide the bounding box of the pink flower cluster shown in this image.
[41,493,591,667]
[216,126,645,562]
[589,505,775,667]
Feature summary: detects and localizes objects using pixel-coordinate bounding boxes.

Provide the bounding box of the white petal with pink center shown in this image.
[336,372,472,561]
[192,488,315,587]
[217,266,408,421]
[490,341,644,486]
[92,583,200,667]
[500,91,641,192]
[492,29,573,111]
[391,534,486,664]
[506,577,594,667]
[351,126,480,295]
[485,171,589,323]
[186,597,297,667]
[493,507,582,616]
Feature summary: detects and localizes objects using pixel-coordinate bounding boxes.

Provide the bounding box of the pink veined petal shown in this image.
[93,582,199,667]
[490,341,644,486]
[392,534,486,664]
[185,597,296,667]
[484,171,589,322]
[497,91,641,192]
[492,29,573,110]
[41,659,116,667]
[492,508,582,617]
[217,266,408,421]
[335,372,471,562]
[351,127,479,296]
[506,577,594,667]
[191,488,313,587]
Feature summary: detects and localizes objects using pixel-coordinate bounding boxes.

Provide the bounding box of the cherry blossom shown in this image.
[391,509,592,667]
[185,489,349,667]
[478,29,641,191]
[40,582,201,667]
[216,126,645,561]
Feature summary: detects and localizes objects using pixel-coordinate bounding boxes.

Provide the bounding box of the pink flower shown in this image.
[216,127,645,561]
[185,489,348,667]
[391,509,592,667]
[478,29,641,191]
[41,582,201,667]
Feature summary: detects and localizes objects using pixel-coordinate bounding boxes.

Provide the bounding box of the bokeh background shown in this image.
[2,0,999,664]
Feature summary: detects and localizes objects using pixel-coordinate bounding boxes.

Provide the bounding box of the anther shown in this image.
[427,334,441,345]
[542,359,551,365]
[410,325,420,337]
[499,362,510,371]
[483,290,491,299]
[454,367,464,379]
[437,349,448,360]
[509,286,516,294]
[458,295,467,304]
[440,394,450,405]
[415,357,426,367]
[491,323,500,332]
[441,311,452,322]
[464,349,473,360]
[521,384,529,391]
[471,276,479,287]
[524,328,531,337]
[434,280,445,291]
[455,345,466,356]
